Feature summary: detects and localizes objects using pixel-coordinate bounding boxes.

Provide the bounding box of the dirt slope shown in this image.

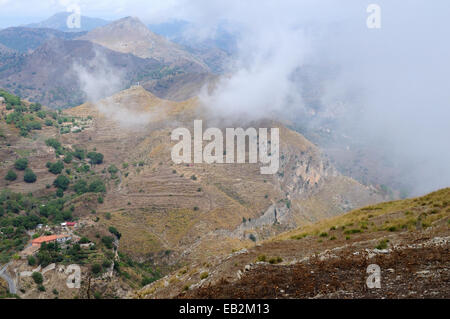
[168,188,450,299]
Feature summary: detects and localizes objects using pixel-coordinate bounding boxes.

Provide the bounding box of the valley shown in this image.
[0,5,448,301]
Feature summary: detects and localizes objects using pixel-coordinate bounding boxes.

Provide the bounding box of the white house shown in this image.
[56,234,72,243]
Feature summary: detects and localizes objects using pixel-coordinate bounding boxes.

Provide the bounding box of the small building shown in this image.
[56,234,72,243]
[60,222,67,227]
[66,222,76,227]
[31,234,71,246]
[32,235,59,246]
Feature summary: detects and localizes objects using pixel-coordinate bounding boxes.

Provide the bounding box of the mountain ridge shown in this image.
[26,12,110,32]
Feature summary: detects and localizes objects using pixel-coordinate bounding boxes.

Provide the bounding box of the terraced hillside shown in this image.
[1,87,383,297]
[62,86,383,266]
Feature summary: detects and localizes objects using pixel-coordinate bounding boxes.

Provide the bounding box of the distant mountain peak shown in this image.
[78,17,209,72]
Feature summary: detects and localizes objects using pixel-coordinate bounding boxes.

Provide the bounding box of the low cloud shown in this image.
[72,50,152,128]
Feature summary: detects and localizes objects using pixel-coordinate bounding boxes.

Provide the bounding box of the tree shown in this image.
[27,255,36,266]
[108,226,121,239]
[88,180,106,193]
[87,152,104,165]
[73,180,88,194]
[64,153,73,164]
[45,138,61,150]
[101,236,114,249]
[5,170,17,181]
[56,188,64,198]
[14,158,28,170]
[24,168,37,183]
[108,165,118,175]
[30,103,42,112]
[53,175,70,190]
[32,272,43,285]
[48,161,64,174]
[73,148,85,160]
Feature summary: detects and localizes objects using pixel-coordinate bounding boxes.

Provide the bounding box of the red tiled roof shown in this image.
[31,234,68,245]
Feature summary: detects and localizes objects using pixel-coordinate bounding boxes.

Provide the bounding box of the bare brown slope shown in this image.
[174,188,450,299]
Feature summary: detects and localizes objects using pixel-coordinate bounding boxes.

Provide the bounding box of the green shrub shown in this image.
[256,255,267,262]
[108,165,118,175]
[32,272,43,284]
[5,170,17,181]
[102,260,112,268]
[87,152,103,165]
[73,148,85,160]
[101,236,114,249]
[27,255,36,266]
[91,263,102,274]
[108,226,121,239]
[88,180,106,193]
[48,161,64,174]
[23,168,37,183]
[45,138,61,150]
[200,272,209,280]
[376,239,389,250]
[14,158,28,170]
[73,180,88,194]
[56,188,64,197]
[344,229,362,235]
[63,153,73,164]
[268,257,283,264]
[53,175,70,190]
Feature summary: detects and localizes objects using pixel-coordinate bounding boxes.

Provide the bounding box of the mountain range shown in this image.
[0,15,225,108]
[0,12,448,300]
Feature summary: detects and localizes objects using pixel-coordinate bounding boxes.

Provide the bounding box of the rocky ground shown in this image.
[181,236,449,299]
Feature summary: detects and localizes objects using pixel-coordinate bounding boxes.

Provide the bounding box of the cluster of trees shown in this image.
[43,139,107,197]
[0,191,43,262]
[1,90,84,137]
[4,158,37,183]
[4,100,44,137]
[73,179,106,194]
[36,241,92,267]
[87,152,103,165]
[0,89,21,109]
